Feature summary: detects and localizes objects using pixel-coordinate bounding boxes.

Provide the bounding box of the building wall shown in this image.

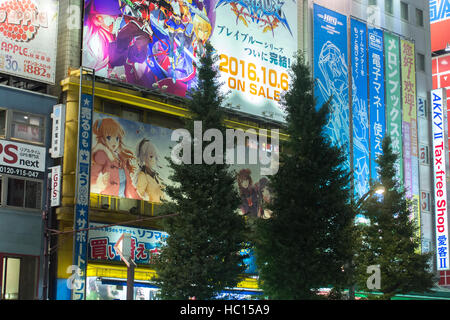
[0,84,58,299]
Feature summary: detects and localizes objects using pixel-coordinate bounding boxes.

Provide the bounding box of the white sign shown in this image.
[50,104,65,158]
[0,139,45,178]
[114,233,133,267]
[0,0,59,84]
[50,165,61,207]
[431,88,449,271]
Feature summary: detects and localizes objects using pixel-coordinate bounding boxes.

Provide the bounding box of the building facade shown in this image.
[0,0,440,299]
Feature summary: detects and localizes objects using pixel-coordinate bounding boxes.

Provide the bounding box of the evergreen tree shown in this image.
[254,53,354,299]
[355,136,435,299]
[153,42,248,300]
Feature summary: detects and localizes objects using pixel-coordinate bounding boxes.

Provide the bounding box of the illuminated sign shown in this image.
[0,0,59,83]
[81,0,297,122]
[72,93,94,300]
[313,4,350,172]
[50,104,65,159]
[50,165,61,207]
[0,138,45,178]
[431,88,449,270]
[368,26,385,181]
[430,0,450,52]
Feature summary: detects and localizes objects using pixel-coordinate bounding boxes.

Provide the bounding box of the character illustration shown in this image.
[91,118,141,199]
[256,177,272,219]
[83,0,216,96]
[135,138,165,202]
[236,169,259,217]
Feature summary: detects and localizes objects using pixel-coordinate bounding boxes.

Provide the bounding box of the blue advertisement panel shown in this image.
[72,93,94,300]
[351,18,370,200]
[367,27,386,181]
[313,4,350,172]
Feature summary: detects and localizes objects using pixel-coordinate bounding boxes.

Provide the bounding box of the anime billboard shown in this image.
[81,0,297,122]
[313,4,350,173]
[90,112,174,202]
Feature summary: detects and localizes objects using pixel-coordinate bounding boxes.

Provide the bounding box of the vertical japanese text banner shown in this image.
[384,32,403,186]
[401,39,415,201]
[72,93,93,300]
[431,88,449,271]
[313,4,350,173]
[351,18,370,201]
[368,26,386,181]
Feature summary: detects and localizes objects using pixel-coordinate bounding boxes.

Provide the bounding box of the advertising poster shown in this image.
[0,138,46,179]
[384,32,403,185]
[88,222,168,264]
[73,93,94,301]
[90,112,175,203]
[401,39,415,200]
[367,26,385,181]
[350,18,369,200]
[313,4,350,172]
[431,88,449,270]
[211,0,297,122]
[91,112,274,224]
[430,0,450,52]
[0,0,58,83]
[82,0,297,122]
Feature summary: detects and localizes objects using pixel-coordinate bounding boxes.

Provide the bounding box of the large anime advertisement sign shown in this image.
[82,0,297,122]
[313,4,350,173]
[350,18,369,201]
[90,112,174,203]
[90,112,273,224]
[211,0,297,122]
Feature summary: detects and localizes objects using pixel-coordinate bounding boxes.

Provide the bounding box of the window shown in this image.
[416,8,424,27]
[5,177,42,209]
[10,111,45,144]
[417,53,425,72]
[369,0,377,5]
[401,2,409,21]
[385,0,393,14]
[0,109,6,137]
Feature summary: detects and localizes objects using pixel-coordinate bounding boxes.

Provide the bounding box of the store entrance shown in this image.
[0,254,39,300]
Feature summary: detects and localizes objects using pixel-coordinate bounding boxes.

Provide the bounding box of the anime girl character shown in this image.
[135,138,165,202]
[91,118,141,199]
[236,168,258,217]
[83,0,122,74]
[191,12,211,57]
[108,0,157,83]
[256,177,272,219]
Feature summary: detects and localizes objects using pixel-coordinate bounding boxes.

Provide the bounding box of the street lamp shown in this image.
[348,184,385,299]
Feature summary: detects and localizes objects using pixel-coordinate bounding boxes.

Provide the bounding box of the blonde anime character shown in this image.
[135,138,165,202]
[91,118,141,199]
[192,13,212,57]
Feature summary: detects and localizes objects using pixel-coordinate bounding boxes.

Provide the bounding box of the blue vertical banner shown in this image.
[367,27,386,181]
[72,93,93,300]
[313,4,350,172]
[350,18,370,199]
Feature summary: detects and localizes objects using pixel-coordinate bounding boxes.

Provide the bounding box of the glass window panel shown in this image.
[385,0,393,14]
[11,124,43,143]
[0,110,6,136]
[25,180,41,209]
[7,178,24,207]
[4,258,20,300]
